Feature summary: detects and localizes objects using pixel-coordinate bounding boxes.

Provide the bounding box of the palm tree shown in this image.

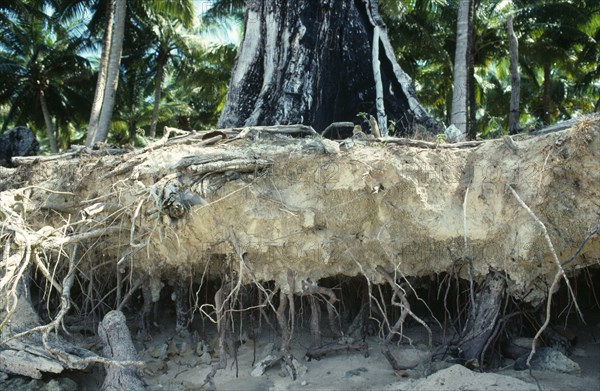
[85,0,126,146]
[0,1,91,152]
[144,11,194,137]
[177,37,239,129]
[451,0,473,140]
[514,0,597,125]
[85,0,194,144]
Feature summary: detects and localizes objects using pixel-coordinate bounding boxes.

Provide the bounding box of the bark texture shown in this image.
[508,14,521,135]
[458,272,505,361]
[217,0,440,136]
[86,0,113,147]
[98,310,147,391]
[88,0,127,146]
[451,0,472,139]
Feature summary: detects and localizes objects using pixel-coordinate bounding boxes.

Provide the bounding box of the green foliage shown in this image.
[380,0,600,138]
[0,1,93,148]
[356,112,369,122]
[435,133,448,143]
[1,0,598,149]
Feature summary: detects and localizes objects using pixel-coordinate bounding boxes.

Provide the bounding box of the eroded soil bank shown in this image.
[0,118,598,388]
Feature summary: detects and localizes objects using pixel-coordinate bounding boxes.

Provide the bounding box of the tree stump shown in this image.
[458,271,506,362]
[98,310,147,391]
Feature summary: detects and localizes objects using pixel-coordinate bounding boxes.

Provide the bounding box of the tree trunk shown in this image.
[217,0,440,137]
[542,64,551,125]
[128,119,137,143]
[467,0,476,140]
[98,310,147,391]
[86,0,114,147]
[93,0,126,145]
[507,14,521,135]
[39,91,58,153]
[149,53,167,138]
[458,271,505,362]
[451,0,472,140]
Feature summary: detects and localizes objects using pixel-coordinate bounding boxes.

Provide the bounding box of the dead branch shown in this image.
[11,146,126,165]
[226,124,318,138]
[372,137,484,149]
[305,341,369,361]
[321,122,354,137]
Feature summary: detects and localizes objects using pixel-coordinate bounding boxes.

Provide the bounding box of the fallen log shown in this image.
[305,341,369,361]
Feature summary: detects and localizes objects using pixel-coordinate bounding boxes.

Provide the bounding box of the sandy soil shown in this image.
[64,316,599,391]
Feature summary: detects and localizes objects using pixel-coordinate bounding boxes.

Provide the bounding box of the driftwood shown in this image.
[0,346,64,379]
[98,310,147,391]
[305,341,369,361]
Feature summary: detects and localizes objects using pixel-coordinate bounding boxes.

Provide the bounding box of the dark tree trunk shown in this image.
[458,271,505,362]
[217,0,440,137]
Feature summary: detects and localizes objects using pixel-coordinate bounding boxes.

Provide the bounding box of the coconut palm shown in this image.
[85,0,194,145]
[0,1,92,152]
[512,0,598,125]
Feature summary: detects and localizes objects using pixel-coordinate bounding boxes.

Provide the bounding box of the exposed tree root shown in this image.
[507,185,587,369]
[1,122,598,387]
[305,341,369,361]
[457,271,506,362]
[375,265,433,371]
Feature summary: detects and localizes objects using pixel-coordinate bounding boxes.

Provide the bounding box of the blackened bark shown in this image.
[217,0,440,137]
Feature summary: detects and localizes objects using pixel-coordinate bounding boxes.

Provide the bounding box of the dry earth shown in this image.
[0,117,599,389]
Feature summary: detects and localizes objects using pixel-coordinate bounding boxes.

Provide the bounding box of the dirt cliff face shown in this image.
[1,119,599,305]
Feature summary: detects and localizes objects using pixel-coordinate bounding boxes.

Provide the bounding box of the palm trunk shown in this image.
[542,64,551,125]
[149,54,167,138]
[507,14,521,134]
[86,0,114,147]
[94,0,126,145]
[39,92,58,153]
[128,116,137,143]
[467,0,476,140]
[451,0,472,140]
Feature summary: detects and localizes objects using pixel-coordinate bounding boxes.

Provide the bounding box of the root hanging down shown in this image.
[375,265,433,370]
[507,185,587,369]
